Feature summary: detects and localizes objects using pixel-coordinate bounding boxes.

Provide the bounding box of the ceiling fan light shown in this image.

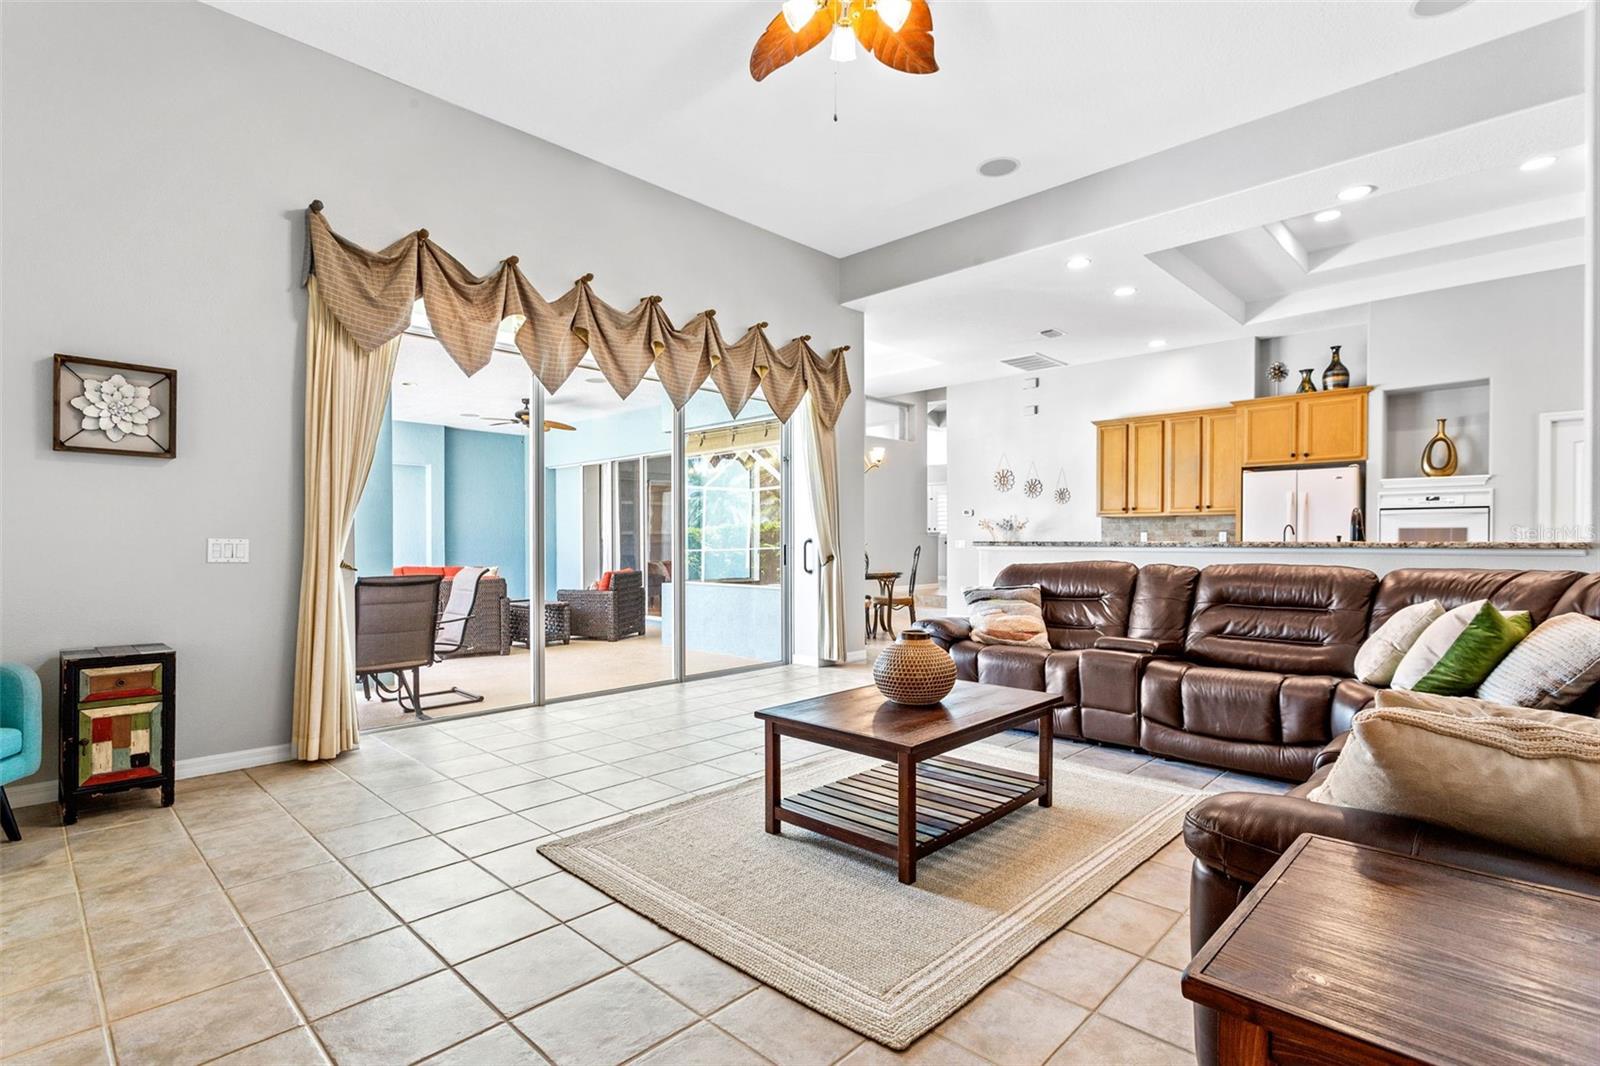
[875,0,912,32]
[829,26,856,62]
[780,0,816,32]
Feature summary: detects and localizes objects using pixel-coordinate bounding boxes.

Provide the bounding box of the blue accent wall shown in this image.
[444,427,528,599]
[392,421,446,566]
[352,400,394,578]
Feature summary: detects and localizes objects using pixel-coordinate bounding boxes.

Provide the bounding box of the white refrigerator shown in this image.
[1241,465,1363,542]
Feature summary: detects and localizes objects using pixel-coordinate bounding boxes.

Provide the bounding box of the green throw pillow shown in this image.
[1413,602,1533,696]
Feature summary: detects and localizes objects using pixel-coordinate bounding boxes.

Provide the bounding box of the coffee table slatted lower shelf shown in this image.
[783,756,1040,849]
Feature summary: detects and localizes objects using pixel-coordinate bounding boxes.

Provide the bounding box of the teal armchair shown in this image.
[1,662,42,841]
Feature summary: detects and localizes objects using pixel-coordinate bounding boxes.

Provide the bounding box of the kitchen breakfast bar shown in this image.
[970,540,1594,585]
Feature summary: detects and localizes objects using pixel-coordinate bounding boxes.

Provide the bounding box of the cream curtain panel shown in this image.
[292,277,402,760]
[802,383,849,664]
[303,204,851,424]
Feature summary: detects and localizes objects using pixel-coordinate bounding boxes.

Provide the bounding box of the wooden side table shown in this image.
[58,644,175,825]
[1182,834,1600,1066]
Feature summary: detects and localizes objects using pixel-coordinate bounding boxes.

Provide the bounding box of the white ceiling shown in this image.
[210,0,1582,257]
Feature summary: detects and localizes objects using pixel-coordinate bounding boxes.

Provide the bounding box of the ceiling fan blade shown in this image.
[543,420,577,432]
[853,0,937,75]
[750,0,837,82]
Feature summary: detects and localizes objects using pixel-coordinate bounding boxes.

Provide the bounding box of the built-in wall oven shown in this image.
[1376,489,1491,542]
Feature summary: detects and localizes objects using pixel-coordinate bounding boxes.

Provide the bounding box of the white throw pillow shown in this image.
[1390,599,1485,691]
[1307,692,1600,866]
[1354,600,1443,685]
[1478,613,1600,710]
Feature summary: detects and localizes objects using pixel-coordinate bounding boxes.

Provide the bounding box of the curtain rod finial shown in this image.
[503,255,519,267]
[800,334,812,342]
[649,294,663,303]
[308,199,324,213]
[577,272,594,285]
[703,308,716,318]
[756,321,768,329]
[416,228,430,241]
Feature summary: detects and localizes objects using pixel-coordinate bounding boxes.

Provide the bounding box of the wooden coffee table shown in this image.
[1183,834,1600,1065]
[755,681,1060,884]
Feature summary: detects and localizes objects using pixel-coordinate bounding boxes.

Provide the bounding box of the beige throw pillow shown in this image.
[1478,613,1600,711]
[1308,691,1600,866]
[964,585,1050,648]
[1354,600,1443,685]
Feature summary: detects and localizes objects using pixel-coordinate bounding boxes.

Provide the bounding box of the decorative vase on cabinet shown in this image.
[1322,345,1350,390]
[1295,369,1317,394]
[1421,418,1459,477]
[872,631,957,706]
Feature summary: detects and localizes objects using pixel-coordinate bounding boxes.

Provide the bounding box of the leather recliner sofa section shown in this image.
[917,560,1586,782]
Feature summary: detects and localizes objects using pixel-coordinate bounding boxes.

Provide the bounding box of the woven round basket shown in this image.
[873,630,957,706]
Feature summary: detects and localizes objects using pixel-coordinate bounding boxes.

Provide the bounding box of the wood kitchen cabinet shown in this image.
[1128,419,1165,514]
[1239,396,1299,465]
[1093,390,1366,518]
[1297,388,1368,463]
[1164,413,1204,513]
[1237,388,1371,467]
[1097,422,1129,514]
[1201,408,1240,513]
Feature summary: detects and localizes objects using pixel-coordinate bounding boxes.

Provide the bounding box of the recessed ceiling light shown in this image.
[399,380,417,386]
[1313,209,1342,223]
[1520,155,1557,172]
[1410,0,1473,17]
[977,157,1020,178]
[1066,255,1092,271]
[1147,338,1167,349]
[1113,286,1137,297]
[1039,327,1065,339]
[1337,184,1376,202]
[460,412,479,418]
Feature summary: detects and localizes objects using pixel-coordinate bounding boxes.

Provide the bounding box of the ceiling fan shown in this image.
[750,0,936,81]
[480,399,575,432]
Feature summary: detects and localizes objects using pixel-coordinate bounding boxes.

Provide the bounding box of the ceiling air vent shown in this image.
[1001,353,1068,373]
[1039,328,1065,339]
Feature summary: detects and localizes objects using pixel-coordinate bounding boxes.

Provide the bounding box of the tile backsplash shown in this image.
[1101,514,1238,544]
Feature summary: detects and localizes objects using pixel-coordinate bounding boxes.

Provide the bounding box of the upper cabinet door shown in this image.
[1202,409,1240,513]
[1297,390,1368,463]
[1164,414,1204,514]
[1129,419,1166,514]
[1097,422,1130,514]
[1240,397,1299,465]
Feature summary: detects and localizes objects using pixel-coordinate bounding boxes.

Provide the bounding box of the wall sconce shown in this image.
[864,446,887,473]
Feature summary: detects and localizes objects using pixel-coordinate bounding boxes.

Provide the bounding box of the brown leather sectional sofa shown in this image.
[916,560,1592,781]
[919,560,1600,1065]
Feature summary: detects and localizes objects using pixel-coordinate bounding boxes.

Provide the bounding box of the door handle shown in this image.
[802,538,816,575]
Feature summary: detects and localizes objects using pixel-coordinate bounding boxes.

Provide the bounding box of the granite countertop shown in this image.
[974,539,1594,551]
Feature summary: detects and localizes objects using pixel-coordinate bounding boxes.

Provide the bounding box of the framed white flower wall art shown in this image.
[53,354,176,459]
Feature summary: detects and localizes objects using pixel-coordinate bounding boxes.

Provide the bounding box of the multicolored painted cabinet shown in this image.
[58,644,174,825]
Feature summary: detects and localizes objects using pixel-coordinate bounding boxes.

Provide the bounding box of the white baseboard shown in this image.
[845,649,867,663]
[6,743,295,810]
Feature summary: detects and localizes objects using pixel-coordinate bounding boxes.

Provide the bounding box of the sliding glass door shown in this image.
[681,394,787,676]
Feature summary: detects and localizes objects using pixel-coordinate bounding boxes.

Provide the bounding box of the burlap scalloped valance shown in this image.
[302,204,850,427]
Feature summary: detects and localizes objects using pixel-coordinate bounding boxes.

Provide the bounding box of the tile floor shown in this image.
[2,659,1290,1066]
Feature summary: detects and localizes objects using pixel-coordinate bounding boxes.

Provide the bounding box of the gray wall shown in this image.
[1,1,864,788]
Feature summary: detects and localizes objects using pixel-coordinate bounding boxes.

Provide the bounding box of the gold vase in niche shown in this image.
[1421,418,1459,477]
[1295,369,1317,393]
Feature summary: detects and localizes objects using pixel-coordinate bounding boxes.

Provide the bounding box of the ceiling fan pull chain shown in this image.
[833,66,838,123]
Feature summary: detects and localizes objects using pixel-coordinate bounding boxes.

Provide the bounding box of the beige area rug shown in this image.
[540,747,1200,1048]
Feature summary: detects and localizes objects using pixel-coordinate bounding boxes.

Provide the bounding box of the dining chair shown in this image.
[868,545,921,639]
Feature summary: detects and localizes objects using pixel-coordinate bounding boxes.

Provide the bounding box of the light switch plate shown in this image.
[207,538,250,563]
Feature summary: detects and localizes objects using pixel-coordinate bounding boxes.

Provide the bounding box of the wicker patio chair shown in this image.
[557,569,647,641]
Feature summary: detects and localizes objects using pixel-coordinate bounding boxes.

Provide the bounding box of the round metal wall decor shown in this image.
[1054,470,1072,505]
[1022,462,1043,499]
[993,454,1015,493]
